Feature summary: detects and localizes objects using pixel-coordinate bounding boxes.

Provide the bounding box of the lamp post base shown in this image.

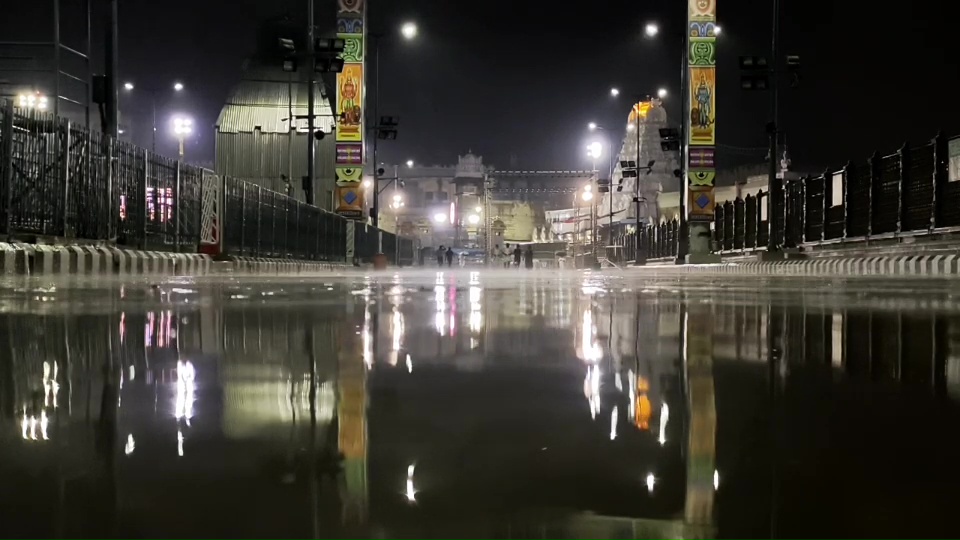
[372,252,388,270]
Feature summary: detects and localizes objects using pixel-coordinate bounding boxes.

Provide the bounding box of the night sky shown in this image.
[6,0,959,173]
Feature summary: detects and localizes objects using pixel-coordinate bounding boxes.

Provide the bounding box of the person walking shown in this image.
[445,246,455,267]
[524,244,534,269]
[503,244,511,268]
[513,244,522,268]
[436,246,445,267]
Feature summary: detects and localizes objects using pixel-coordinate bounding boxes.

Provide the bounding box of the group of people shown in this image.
[436,246,456,267]
[494,243,534,269]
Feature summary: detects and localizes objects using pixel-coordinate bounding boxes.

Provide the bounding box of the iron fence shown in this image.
[631,133,957,261]
[1,100,410,264]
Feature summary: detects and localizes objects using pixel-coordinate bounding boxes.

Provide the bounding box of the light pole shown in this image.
[172,116,193,161]
[370,21,418,233]
[587,123,617,238]
[123,81,184,153]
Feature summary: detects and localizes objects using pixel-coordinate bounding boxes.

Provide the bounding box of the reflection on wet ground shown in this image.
[2,270,960,538]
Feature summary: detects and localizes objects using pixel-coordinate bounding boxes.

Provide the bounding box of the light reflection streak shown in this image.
[646,472,656,493]
[434,284,447,336]
[405,463,417,503]
[125,434,136,455]
[584,365,601,420]
[392,307,404,353]
[362,306,373,368]
[610,406,618,440]
[175,360,195,426]
[580,309,602,363]
[658,402,670,445]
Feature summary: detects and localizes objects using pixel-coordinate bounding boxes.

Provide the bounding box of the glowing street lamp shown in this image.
[123,82,134,91]
[123,81,185,152]
[173,82,184,92]
[406,159,415,168]
[610,87,620,97]
[401,22,418,40]
[588,122,598,131]
[172,116,193,161]
[467,214,481,225]
[644,22,659,38]
[657,87,668,99]
[432,212,447,224]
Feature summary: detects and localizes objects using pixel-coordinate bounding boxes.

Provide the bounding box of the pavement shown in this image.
[1,269,960,538]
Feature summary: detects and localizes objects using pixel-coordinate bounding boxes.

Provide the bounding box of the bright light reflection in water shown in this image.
[405,464,417,503]
[628,369,636,419]
[714,469,720,490]
[584,365,601,419]
[646,472,656,493]
[406,354,413,373]
[177,430,184,457]
[581,310,602,362]
[658,402,669,446]
[175,360,195,426]
[125,434,136,455]
[610,406,618,440]
[392,307,404,352]
[435,284,447,336]
[362,306,373,368]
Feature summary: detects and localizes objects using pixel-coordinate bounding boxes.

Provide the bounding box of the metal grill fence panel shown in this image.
[2,100,404,264]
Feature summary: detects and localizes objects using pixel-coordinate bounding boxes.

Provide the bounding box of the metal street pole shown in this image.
[766,0,782,253]
[676,36,689,262]
[372,36,382,253]
[634,104,642,264]
[305,0,316,206]
[151,93,157,153]
[104,0,119,138]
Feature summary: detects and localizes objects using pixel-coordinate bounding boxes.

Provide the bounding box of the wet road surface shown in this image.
[2,269,960,538]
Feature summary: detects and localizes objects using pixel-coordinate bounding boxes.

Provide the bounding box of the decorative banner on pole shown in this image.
[336,0,366,220]
[687,0,718,225]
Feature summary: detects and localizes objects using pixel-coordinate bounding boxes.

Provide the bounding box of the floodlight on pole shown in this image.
[406,159,414,168]
[610,87,620,97]
[123,82,134,91]
[172,116,193,161]
[657,88,668,99]
[644,22,659,37]
[588,122,597,131]
[173,82,184,91]
[587,142,603,159]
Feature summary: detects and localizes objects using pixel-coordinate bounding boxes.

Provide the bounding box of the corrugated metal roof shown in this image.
[216,63,335,134]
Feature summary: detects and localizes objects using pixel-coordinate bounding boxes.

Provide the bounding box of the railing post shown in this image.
[61,120,71,237]
[868,151,880,237]
[1,100,12,237]
[821,170,830,242]
[842,162,853,239]
[174,160,182,252]
[898,142,909,234]
[139,148,148,249]
[933,132,948,229]
[256,186,263,257]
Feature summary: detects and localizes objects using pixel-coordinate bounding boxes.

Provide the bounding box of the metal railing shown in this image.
[1,99,412,264]
[630,133,956,261]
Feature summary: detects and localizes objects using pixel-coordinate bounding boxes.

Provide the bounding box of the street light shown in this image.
[657,87,668,99]
[644,22,659,38]
[610,88,620,97]
[401,22,418,40]
[588,122,598,131]
[371,21,419,237]
[172,116,193,161]
[173,82,184,92]
[467,214,481,225]
[123,82,134,91]
[433,212,447,224]
[406,159,415,168]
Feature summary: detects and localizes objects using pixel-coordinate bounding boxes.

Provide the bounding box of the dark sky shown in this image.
[6,0,959,172]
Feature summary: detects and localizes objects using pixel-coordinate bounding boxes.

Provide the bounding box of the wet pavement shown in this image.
[2,269,960,538]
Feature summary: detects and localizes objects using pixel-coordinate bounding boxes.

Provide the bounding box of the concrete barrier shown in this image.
[0,244,212,276]
[217,257,348,274]
[638,254,960,277]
